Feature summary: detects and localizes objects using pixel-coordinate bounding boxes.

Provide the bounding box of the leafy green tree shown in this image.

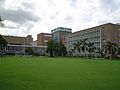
[47,40,55,57]
[47,40,67,57]
[25,47,34,55]
[59,42,67,56]
[54,41,60,56]
[0,34,7,52]
[105,42,117,59]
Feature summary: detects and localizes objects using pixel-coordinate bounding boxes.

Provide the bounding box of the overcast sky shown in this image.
[0,0,120,40]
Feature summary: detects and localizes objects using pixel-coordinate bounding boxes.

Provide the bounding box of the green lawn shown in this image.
[0,56,120,90]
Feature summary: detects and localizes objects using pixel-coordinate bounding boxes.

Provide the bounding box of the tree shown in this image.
[25,47,34,55]
[68,49,74,56]
[78,38,88,57]
[0,34,7,52]
[87,42,96,58]
[47,40,67,57]
[59,42,67,56]
[47,40,55,57]
[54,41,60,56]
[105,42,117,59]
[118,47,120,55]
[72,38,88,57]
[73,41,81,54]
[96,48,104,58]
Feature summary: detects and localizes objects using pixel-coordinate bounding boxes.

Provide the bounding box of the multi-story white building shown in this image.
[51,27,72,46]
[66,23,120,52]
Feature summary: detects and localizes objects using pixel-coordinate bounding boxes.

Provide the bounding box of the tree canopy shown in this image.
[47,40,67,57]
[0,34,7,51]
[105,42,117,59]
[25,47,34,55]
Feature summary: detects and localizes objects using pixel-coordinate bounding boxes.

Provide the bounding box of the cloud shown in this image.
[0,0,40,38]
[100,0,120,11]
[21,2,35,11]
[0,0,120,40]
[68,0,78,7]
[0,0,5,3]
[3,20,18,29]
[0,8,40,23]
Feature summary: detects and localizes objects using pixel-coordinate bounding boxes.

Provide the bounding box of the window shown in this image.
[103,39,106,42]
[118,28,120,31]
[118,40,120,43]
[118,34,120,37]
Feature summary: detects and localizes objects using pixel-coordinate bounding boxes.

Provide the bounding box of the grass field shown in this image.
[0,56,120,90]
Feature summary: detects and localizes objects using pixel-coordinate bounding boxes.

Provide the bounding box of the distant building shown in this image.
[1,22,120,56]
[31,40,37,46]
[37,33,52,46]
[51,27,72,46]
[1,35,47,55]
[2,35,33,45]
[6,45,47,55]
[66,23,120,52]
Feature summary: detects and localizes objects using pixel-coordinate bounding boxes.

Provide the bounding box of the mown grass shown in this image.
[0,56,120,90]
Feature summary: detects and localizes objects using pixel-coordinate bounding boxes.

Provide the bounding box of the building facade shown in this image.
[2,35,33,45]
[31,40,37,46]
[6,45,47,55]
[66,23,120,51]
[1,35,47,55]
[37,33,51,46]
[51,27,72,46]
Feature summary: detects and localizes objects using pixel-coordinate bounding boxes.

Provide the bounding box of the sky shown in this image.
[0,0,120,40]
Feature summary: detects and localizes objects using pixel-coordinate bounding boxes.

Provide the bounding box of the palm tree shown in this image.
[87,42,96,58]
[105,42,117,59]
[68,49,74,56]
[78,38,88,57]
[73,41,81,56]
[96,48,104,58]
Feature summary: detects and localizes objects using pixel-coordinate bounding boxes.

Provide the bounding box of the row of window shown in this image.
[68,36,101,43]
[72,30,101,37]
